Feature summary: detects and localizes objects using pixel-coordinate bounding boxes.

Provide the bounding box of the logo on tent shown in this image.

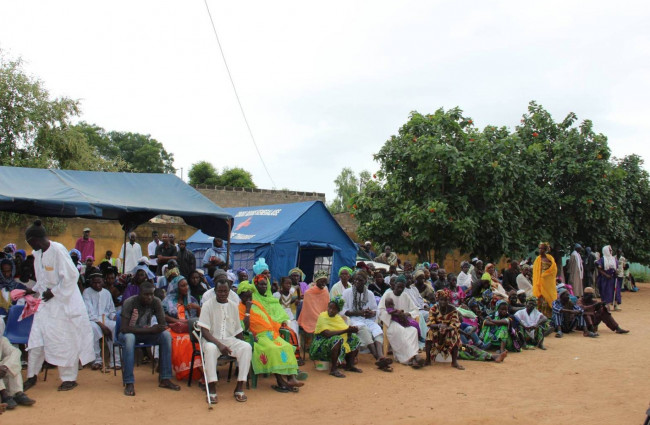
[235,217,253,231]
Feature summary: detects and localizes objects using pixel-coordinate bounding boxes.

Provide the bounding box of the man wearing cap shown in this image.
[75,227,95,263]
[551,288,590,338]
[577,287,629,336]
[120,232,143,275]
[201,269,239,305]
[362,241,376,260]
[23,220,95,392]
[82,268,119,370]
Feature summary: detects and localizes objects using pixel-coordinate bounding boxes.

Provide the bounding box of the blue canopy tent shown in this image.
[0,166,234,270]
[186,201,357,287]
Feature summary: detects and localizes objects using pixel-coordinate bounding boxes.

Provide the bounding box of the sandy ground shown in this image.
[7,284,650,425]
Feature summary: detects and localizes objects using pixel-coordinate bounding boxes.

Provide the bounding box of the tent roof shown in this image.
[0,166,233,238]
[187,200,351,246]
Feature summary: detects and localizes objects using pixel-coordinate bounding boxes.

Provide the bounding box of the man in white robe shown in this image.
[341,271,385,363]
[23,220,95,392]
[378,277,424,367]
[198,279,251,403]
[119,232,143,275]
[82,270,119,369]
[513,296,549,349]
[568,244,584,297]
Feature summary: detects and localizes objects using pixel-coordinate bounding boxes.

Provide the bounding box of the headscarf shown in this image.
[525,295,538,304]
[133,264,155,280]
[414,269,425,279]
[313,269,329,283]
[165,265,180,280]
[583,287,595,295]
[429,263,439,271]
[237,280,256,294]
[436,288,452,301]
[0,259,24,292]
[332,295,345,312]
[252,276,289,323]
[69,248,82,260]
[494,299,508,318]
[289,267,305,281]
[3,243,16,255]
[396,274,406,284]
[167,275,186,294]
[602,245,617,270]
[338,266,353,276]
[557,287,568,296]
[15,250,26,259]
[253,258,269,275]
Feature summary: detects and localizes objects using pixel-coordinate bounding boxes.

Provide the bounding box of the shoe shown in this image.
[13,392,35,406]
[2,396,17,410]
[22,376,37,391]
[555,331,563,338]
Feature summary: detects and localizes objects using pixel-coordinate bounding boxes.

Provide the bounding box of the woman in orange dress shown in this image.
[162,276,202,381]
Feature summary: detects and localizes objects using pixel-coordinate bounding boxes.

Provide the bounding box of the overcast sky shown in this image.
[1,1,648,202]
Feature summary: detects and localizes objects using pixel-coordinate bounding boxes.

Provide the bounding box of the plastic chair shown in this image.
[4,304,34,345]
[187,317,235,387]
[113,314,160,379]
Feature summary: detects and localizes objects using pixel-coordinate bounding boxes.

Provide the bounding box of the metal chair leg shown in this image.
[188,351,196,387]
[227,361,233,382]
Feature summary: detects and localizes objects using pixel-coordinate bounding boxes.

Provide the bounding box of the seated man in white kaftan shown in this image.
[82,269,120,370]
[341,271,392,371]
[198,279,252,403]
[378,275,425,368]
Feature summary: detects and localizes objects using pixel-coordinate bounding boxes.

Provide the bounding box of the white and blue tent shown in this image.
[186,201,357,287]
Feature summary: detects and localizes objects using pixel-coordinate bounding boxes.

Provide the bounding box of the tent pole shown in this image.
[225,220,231,270]
[122,229,127,274]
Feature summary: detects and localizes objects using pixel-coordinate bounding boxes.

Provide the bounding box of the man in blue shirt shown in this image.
[202,238,227,277]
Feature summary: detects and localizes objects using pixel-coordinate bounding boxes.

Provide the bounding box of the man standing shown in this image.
[362,241,376,259]
[147,231,161,275]
[74,227,95,262]
[198,279,251,403]
[568,244,584,296]
[120,282,179,396]
[202,238,226,278]
[583,247,596,289]
[154,233,178,276]
[23,220,95,392]
[176,239,196,278]
[119,232,143,274]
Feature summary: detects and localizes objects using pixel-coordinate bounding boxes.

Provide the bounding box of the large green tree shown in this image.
[328,167,371,214]
[188,162,255,188]
[352,102,650,263]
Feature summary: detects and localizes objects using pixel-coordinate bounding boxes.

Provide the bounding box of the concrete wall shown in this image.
[1,218,197,258]
[195,186,325,208]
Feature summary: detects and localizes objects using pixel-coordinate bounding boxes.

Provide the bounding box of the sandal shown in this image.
[234,391,247,402]
[345,366,363,373]
[452,363,465,370]
[378,365,393,372]
[208,393,218,404]
[57,381,78,391]
[124,384,135,397]
[329,370,346,378]
[271,385,289,393]
[91,363,102,371]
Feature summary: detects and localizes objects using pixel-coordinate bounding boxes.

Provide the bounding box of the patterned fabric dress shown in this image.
[309,311,361,364]
[239,301,298,375]
[479,305,521,352]
[426,304,461,360]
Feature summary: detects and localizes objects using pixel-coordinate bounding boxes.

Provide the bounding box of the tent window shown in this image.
[232,250,255,275]
[313,255,332,278]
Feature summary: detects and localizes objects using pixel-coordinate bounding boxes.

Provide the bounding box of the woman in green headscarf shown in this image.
[251,274,302,362]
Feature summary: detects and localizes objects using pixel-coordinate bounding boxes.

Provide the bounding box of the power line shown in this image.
[202,0,276,188]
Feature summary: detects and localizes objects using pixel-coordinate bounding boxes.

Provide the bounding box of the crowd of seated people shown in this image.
[0,232,635,410]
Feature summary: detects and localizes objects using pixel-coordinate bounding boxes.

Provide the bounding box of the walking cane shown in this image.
[101,314,106,373]
[192,321,213,410]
